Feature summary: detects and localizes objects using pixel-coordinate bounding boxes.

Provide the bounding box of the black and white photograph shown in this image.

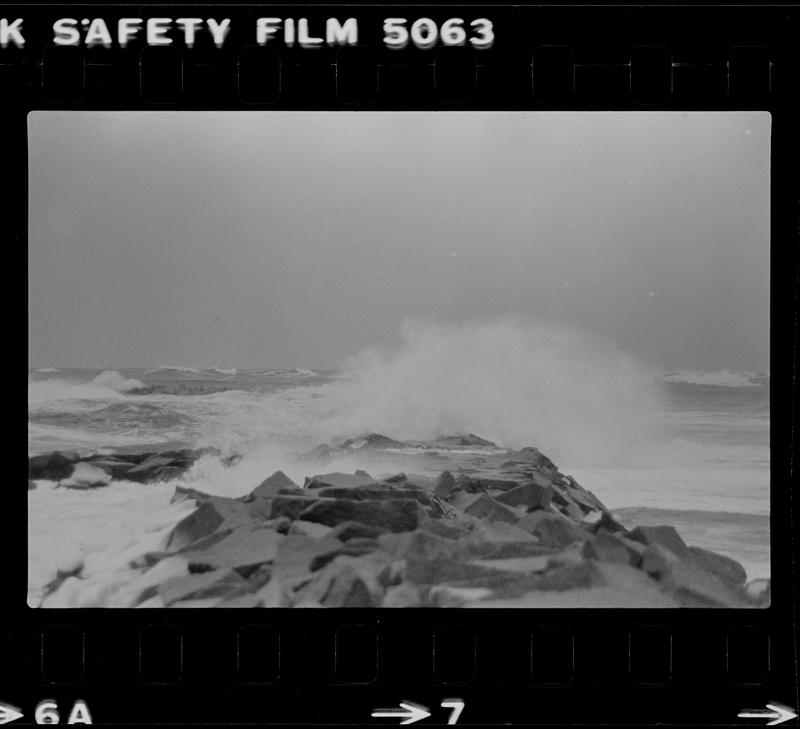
[28,111,770,608]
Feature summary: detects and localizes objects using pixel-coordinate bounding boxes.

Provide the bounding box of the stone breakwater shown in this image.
[29,435,770,608]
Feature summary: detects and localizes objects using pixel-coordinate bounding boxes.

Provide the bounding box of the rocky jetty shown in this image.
[30,435,770,608]
[29,447,237,488]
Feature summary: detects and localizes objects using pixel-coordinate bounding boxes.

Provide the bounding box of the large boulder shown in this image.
[686,546,747,588]
[268,495,323,521]
[461,494,520,524]
[582,529,640,566]
[247,470,301,500]
[166,497,260,551]
[517,511,591,547]
[182,525,283,577]
[628,525,689,558]
[158,567,250,606]
[494,482,553,510]
[29,451,79,480]
[299,498,426,532]
[304,472,377,489]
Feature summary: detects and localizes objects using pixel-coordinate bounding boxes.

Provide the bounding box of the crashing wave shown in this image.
[28,370,144,403]
[144,365,202,375]
[660,369,765,388]
[209,367,239,375]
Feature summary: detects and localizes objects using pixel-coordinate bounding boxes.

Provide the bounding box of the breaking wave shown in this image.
[313,319,664,467]
[660,369,765,388]
[28,370,144,403]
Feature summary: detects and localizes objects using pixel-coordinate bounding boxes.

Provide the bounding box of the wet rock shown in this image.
[745,579,770,606]
[434,433,497,447]
[329,521,389,541]
[404,558,518,587]
[534,561,601,592]
[264,516,292,533]
[378,529,464,563]
[248,470,301,500]
[300,498,425,532]
[158,567,250,605]
[433,471,456,498]
[495,483,553,510]
[340,433,406,450]
[470,555,552,574]
[182,525,282,576]
[294,554,388,607]
[582,530,639,566]
[517,511,591,547]
[686,546,747,587]
[166,497,259,551]
[304,472,377,489]
[384,472,407,483]
[59,463,112,490]
[269,495,322,521]
[661,560,750,608]
[315,485,437,509]
[309,538,383,571]
[421,519,473,540]
[462,494,520,524]
[29,451,80,480]
[584,510,628,535]
[289,520,334,539]
[629,525,689,558]
[171,485,215,505]
[271,533,343,589]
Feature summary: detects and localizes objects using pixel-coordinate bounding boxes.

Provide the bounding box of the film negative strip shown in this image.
[5,1,799,726]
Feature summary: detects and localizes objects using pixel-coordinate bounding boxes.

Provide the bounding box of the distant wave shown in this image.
[28,370,144,403]
[208,367,239,375]
[144,365,202,375]
[34,367,61,373]
[660,369,766,388]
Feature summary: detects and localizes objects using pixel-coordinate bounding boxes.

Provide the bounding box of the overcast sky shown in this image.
[28,111,770,371]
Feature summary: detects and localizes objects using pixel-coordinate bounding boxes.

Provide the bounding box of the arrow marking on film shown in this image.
[0,702,23,726]
[371,701,431,725]
[738,703,798,726]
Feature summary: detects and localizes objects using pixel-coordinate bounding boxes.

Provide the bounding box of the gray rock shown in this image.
[329,521,389,541]
[269,495,322,521]
[248,470,301,500]
[462,494,520,524]
[582,529,639,566]
[517,512,591,547]
[166,497,258,551]
[158,567,250,605]
[29,451,80,480]
[629,525,689,558]
[433,471,457,498]
[304,472,377,489]
[183,525,282,576]
[495,482,553,510]
[300,498,425,532]
[686,546,747,587]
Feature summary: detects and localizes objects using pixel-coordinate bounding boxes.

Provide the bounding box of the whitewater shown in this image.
[28,322,770,606]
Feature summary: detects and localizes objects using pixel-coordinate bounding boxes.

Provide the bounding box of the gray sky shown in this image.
[28,111,770,371]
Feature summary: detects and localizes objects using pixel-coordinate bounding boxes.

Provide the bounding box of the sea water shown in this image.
[27,328,770,605]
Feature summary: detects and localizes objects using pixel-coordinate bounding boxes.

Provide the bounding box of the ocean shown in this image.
[27,357,770,607]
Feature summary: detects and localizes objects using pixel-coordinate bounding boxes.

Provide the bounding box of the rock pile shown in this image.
[28,447,235,489]
[32,435,768,608]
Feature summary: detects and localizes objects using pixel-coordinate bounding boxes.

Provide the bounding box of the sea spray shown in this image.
[312,319,664,468]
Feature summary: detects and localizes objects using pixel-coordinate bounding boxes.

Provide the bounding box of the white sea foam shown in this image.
[311,319,663,468]
[209,367,239,375]
[28,370,144,404]
[660,369,764,388]
[34,367,61,373]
